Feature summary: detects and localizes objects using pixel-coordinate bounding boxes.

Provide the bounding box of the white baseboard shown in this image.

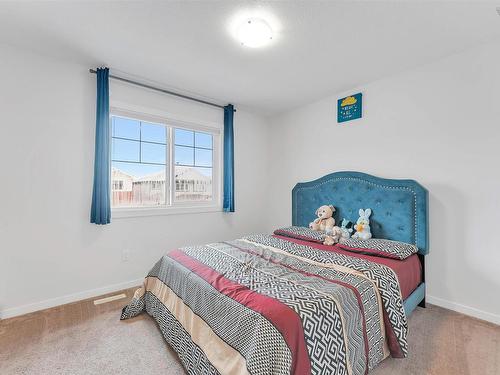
[427,295,500,326]
[0,278,143,320]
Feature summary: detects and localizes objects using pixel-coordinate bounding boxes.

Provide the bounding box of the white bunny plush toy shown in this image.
[352,208,372,240]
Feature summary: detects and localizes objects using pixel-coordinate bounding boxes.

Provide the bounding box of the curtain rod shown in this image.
[89,69,230,110]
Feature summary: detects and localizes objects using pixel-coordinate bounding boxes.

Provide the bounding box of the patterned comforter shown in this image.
[121,234,408,375]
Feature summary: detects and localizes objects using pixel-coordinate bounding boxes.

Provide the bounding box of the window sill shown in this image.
[112,205,222,219]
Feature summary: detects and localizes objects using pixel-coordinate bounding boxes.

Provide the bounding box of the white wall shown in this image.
[266,41,500,324]
[0,44,270,318]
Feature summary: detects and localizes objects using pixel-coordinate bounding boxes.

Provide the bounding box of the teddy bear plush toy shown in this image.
[352,208,372,240]
[309,205,336,232]
[323,226,343,245]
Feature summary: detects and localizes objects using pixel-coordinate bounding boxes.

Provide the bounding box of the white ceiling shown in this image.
[1,1,500,115]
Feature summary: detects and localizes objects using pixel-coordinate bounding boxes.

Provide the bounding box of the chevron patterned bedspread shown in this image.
[121,234,408,375]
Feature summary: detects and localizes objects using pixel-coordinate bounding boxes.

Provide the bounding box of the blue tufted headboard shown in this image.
[292,171,429,255]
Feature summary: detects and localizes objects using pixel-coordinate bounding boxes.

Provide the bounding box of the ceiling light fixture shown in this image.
[237,18,273,48]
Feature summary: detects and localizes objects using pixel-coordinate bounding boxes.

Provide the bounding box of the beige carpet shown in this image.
[1,292,499,374]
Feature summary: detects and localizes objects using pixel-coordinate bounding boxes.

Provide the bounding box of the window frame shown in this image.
[109,106,222,218]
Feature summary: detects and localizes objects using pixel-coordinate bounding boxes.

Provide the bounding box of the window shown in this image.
[110,112,220,212]
[174,128,213,202]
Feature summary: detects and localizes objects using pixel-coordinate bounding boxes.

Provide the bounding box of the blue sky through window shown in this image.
[112,117,140,140]
[174,128,213,167]
[175,128,194,146]
[175,145,194,165]
[141,143,166,164]
[111,116,213,178]
[195,132,212,148]
[195,149,212,167]
[112,138,139,161]
[142,122,166,143]
[112,116,166,180]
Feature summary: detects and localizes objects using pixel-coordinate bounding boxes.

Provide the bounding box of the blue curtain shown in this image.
[223,104,235,212]
[90,68,111,224]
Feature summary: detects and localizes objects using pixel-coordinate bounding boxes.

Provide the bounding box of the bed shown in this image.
[122,171,428,375]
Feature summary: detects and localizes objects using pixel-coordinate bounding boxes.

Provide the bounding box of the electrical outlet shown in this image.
[121,249,131,262]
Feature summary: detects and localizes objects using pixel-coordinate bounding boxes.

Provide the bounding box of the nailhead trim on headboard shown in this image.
[294,177,418,245]
[292,173,427,253]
